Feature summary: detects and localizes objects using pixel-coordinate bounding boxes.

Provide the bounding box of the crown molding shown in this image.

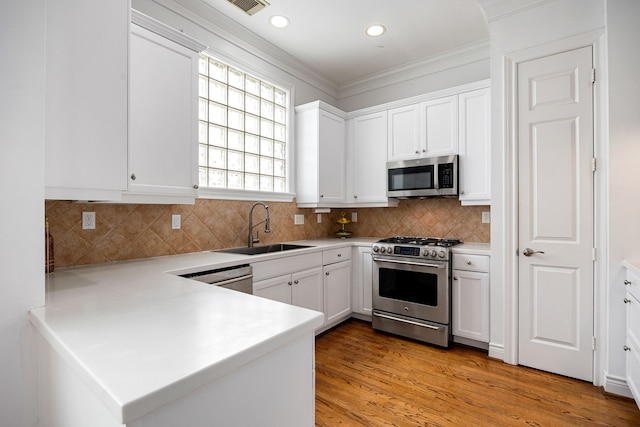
[477,0,554,22]
[132,9,207,52]
[150,0,340,98]
[336,39,490,100]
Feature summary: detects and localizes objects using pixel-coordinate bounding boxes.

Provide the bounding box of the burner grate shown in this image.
[377,236,463,247]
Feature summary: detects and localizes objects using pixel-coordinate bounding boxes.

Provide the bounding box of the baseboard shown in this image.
[488,342,505,361]
[604,372,633,398]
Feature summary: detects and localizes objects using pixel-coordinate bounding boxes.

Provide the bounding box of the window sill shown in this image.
[197,188,295,203]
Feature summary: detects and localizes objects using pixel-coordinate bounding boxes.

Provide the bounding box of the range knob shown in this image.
[438,250,446,258]
[430,249,437,257]
[386,247,394,254]
[372,245,379,253]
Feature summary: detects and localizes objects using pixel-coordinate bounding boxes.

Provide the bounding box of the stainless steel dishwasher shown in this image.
[179,264,253,294]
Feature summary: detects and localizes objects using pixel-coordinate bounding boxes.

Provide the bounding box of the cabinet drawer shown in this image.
[453,254,489,272]
[323,247,351,265]
[626,269,640,302]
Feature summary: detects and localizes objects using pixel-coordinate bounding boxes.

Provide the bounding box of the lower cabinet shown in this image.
[452,253,490,344]
[253,267,323,314]
[352,246,373,317]
[624,265,640,409]
[324,260,351,327]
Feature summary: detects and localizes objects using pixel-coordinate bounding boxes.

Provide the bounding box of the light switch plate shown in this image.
[482,212,491,224]
[294,214,304,225]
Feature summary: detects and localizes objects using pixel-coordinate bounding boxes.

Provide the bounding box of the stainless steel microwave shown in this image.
[386,155,458,198]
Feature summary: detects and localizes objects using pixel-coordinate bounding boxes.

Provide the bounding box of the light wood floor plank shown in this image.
[315,319,640,426]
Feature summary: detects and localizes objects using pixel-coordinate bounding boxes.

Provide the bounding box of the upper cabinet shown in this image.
[295,101,347,208]
[458,88,491,205]
[124,11,206,204]
[347,111,398,207]
[387,96,458,162]
[45,0,129,201]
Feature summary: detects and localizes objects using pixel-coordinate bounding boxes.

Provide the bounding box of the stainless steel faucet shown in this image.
[248,202,270,247]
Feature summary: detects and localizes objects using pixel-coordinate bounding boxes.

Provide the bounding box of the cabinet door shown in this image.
[128,24,199,200]
[452,269,489,342]
[351,111,389,203]
[45,0,128,201]
[324,261,352,325]
[292,267,324,314]
[352,247,373,316]
[253,274,292,304]
[459,88,491,205]
[387,104,421,161]
[318,110,346,204]
[627,293,640,407]
[421,95,458,156]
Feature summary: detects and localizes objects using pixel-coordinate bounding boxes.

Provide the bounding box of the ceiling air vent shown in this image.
[227,0,270,15]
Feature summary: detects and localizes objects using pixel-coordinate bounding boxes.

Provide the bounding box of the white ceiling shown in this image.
[195,0,489,88]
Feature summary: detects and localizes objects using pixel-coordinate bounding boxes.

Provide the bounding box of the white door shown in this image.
[517,46,594,381]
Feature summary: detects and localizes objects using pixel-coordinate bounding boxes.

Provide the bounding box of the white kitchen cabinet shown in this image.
[125,12,206,204]
[420,95,459,156]
[458,87,491,205]
[347,111,398,207]
[351,246,373,317]
[45,0,129,201]
[295,101,346,208]
[387,104,421,161]
[624,265,640,409]
[387,96,458,162]
[253,268,324,314]
[322,248,352,327]
[452,253,490,345]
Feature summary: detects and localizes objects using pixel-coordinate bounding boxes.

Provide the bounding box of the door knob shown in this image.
[522,247,545,257]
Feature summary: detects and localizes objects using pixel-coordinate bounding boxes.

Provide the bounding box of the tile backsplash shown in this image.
[45,198,490,268]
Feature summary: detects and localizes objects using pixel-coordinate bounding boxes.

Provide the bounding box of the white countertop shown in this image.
[30,237,489,423]
[452,242,491,256]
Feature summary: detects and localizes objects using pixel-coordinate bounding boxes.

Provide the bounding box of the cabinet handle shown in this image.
[325,272,330,276]
[354,195,357,199]
[338,253,342,257]
[288,281,292,286]
[624,345,631,352]
[625,280,632,285]
[294,280,299,284]
[130,173,136,181]
[320,194,324,198]
[460,191,465,195]
[422,149,426,153]
[453,276,458,280]
[193,184,199,189]
[466,260,471,265]
[624,298,631,304]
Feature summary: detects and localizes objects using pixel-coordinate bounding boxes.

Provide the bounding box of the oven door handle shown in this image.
[373,312,442,331]
[372,257,445,269]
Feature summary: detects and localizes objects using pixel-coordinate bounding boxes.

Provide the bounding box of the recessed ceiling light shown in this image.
[366,24,386,37]
[270,15,290,28]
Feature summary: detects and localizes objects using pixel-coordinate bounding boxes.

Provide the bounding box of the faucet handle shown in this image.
[253,230,260,244]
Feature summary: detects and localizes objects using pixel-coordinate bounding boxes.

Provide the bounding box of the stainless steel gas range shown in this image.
[371,236,463,347]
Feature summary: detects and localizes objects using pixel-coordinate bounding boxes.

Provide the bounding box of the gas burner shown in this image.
[376,236,463,247]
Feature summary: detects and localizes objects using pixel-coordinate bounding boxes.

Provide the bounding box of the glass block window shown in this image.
[198,54,288,192]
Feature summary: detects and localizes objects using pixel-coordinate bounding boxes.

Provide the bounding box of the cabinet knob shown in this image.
[130,173,136,181]
[193,184,199,189]
[320,194,324,198]
[422,149,426,153]
[467,260,472,265]
[625,279,632,285]
[294,280,299,284]
[338,253,342,257]
[624,345,631,352]
[460,191,465,195]
[325,272,330,276]
[354,195,357,199]
[624,298,631,304]
[288,281,292,286]
[415,150,419,154]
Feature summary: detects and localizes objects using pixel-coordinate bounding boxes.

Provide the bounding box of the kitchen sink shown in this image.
[214,243,313,255]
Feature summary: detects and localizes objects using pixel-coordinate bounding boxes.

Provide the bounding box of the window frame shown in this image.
[195,51,296,202]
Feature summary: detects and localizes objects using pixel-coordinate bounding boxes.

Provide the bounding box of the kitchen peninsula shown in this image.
[31,248,326,427]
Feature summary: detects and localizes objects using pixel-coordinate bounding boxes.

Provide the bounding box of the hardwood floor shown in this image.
[315,319,640,426]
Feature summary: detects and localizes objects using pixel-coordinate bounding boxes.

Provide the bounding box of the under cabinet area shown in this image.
[452,252,490,347]
[125,12,206,204]
[623,262,640,409]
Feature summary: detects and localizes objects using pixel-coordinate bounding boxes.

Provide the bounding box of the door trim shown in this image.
[499,29,607,386]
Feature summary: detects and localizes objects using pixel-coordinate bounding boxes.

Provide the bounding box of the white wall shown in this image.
[0,0,46,426]
[605,0,640,390]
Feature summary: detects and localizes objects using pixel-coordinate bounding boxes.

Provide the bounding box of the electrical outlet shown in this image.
[482,212,491,224]
[351,212,358,223]
[82,212,96,230]
[294,214,304,225]
[317,213,322,223]
[172,214,181,230]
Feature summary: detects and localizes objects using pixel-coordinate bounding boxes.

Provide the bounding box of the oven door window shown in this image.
[378,267,438,306]
[388,165,434,191]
